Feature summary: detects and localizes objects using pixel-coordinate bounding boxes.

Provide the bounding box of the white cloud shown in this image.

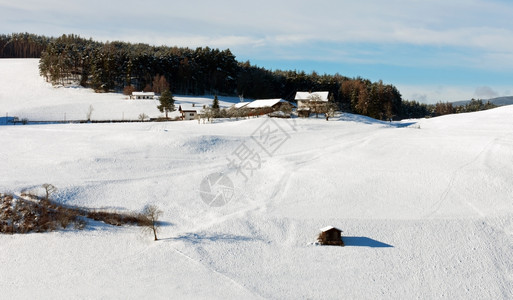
[2,0,513,98]
[474,86,499,99]
[4,0,513,52]
[116,34,267,50]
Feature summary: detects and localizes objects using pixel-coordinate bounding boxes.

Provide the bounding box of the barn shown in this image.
[317,226,344,246]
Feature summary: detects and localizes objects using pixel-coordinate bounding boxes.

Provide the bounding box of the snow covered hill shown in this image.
[1,59,513,299]
[0,59,240,122]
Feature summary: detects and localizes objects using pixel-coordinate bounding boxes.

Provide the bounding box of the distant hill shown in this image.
[452,96,513,107]
[488,96,513,106]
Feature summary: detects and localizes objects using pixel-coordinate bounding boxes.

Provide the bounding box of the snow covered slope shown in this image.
[0,59,239,121]
[1,59,513,299]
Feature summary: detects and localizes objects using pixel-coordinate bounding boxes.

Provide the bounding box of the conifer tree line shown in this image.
[5,33,495,120]
[399,98,497,119]
[0,33,50,58]
[36,34,405,120]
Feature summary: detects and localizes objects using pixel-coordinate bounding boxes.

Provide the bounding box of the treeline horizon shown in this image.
[0,33,50,58]
[1,33,497,120]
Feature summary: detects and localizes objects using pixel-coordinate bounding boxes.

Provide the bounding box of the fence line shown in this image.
[0,111,158,125]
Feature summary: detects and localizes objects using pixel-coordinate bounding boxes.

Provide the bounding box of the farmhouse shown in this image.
[178,105,197,120]
[295,91,329,117]
[131,92,155,100]
[317,226,344,246]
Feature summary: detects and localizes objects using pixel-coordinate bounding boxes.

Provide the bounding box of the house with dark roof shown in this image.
[178,105,198,120]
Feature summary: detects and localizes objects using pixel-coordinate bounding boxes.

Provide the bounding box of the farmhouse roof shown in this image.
[232,102,251,109]
[178,104,197,112]
[132,91,155,96]
[295,91,329,102]
[320,226,342,232]
[245,98,287,109]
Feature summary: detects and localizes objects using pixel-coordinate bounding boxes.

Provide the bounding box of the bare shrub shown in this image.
[86,209,148,227]
[138,113,149,122]
[74,218,87,230]
[56,209,74,228]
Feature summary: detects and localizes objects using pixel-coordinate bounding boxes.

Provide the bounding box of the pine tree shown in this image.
[158,89,175,119]
[212,95,220,117]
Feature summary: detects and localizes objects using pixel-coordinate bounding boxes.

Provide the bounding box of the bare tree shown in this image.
[325,100,338,121]
[307,94,326,118]
[142,204,162,241]
[123,85,136,96]
[279,102,293,117]
[143,83,153,92]
[152,74,170,94]
[41,183,57,201]
[200,105,214,123]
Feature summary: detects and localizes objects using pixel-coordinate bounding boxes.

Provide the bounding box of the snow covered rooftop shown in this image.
[132,92,155,96]
[232,102,251,109]
[245,98,286,109]
[320,226,342,232]
[178,104,198,112]
[295,91,329,102]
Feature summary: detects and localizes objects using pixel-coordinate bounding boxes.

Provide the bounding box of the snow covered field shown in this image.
[0,59,238,122]
[1,59,513,299]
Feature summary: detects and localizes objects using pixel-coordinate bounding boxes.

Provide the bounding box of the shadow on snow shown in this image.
[336,113,417,128]
[343,236,393,248]
[161,232,256,244]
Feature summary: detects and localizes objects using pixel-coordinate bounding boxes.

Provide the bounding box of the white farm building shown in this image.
[130,92,155,100]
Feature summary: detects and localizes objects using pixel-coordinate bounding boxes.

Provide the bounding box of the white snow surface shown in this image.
[1,59,513,299]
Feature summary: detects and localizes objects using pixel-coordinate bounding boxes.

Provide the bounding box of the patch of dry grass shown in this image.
[0,192,149,234]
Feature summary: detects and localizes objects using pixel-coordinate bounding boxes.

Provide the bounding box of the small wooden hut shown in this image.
[318,226,344,246]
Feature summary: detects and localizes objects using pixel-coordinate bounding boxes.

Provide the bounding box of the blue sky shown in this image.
[1,0,512,103]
